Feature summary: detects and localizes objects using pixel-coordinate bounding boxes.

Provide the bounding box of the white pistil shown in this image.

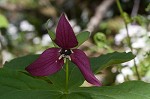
[59,54,71,61]
[59,54,64,60]
[58,49,61,52]
[66,55,71,61]
[71,50,74,53]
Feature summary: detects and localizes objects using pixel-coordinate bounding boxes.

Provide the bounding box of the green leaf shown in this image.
[73,81,150,99]
[0,68,62,99]
[3,54,39,71]
[3,54,84,90]
[0,14,9,28]
[46,19,55,40]
[48,62,84,90]
[0,68,52,90]
[0,69,150,99]
[94,32,106,44]
[145,3,150,12]
[47,30,55,40]
[3,51,135,90]
[0,55,150,99]
[93,32,107,48]
[121,12,131,24]
[132,15,147,26]
[90,51,135,73]
[76,31,90,47]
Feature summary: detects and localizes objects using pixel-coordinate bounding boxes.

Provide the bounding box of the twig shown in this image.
[86,0,115,34]
[131,0,140,17]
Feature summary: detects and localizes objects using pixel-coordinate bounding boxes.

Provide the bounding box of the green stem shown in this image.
[116,0,141,80]
[65,59,69,93]
[0,30,3,67]
[116,0,123,14]
[124,23,140,80]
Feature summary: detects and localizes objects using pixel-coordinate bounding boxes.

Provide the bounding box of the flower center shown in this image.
[60,49,72,55]
[59,49,73,60]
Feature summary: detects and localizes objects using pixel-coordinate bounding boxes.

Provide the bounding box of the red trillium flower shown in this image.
[25,13,101,86]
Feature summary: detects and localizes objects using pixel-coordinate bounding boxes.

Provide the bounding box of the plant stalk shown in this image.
[65,59,69,93]
[116,0,141,80]
[0,30,3,67]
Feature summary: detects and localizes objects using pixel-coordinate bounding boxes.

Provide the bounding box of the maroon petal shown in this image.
[70,49,102,86]
[54,13,78,49]
[25,48,64,76]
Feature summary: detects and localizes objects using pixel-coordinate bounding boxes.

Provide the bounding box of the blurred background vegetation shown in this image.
[0,0,150,86]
